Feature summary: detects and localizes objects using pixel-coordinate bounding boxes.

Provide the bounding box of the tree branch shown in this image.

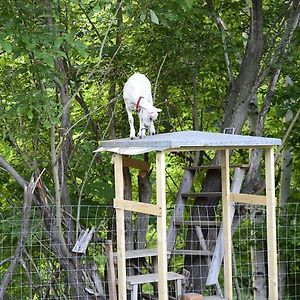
[0,177,34,300]
[275,103,300,163]
[0,156,27,188]
[206,0,233,83]
[50,126,71,258]
[258,1,300,85]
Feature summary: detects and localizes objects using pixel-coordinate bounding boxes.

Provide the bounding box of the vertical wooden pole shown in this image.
[156,151,168,299]
[221,149,232,300]
[105,240,117,300]
[265,147,278,300]
[113,154,127,300]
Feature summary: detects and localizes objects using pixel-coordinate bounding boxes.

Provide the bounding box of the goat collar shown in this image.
[136,96,144,112]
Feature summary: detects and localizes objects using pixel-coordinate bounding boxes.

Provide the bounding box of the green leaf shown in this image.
[180,0,194,12]
[27,111,33,120]
[140,13,146,22]
[43,120,52,129]
[1,41,12,53]
[149,10,159,25]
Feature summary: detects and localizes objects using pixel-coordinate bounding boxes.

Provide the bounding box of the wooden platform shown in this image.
[112,248,171,260]
[126,271,184,286]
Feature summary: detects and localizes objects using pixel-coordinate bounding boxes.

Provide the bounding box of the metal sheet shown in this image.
[95,131,281,155]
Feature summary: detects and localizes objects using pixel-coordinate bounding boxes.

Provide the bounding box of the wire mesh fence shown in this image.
[0,203,299,299]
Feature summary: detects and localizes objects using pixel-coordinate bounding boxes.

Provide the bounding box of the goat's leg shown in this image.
[149,122,156,135]
[137,115,145,138]
[126,108,135,139]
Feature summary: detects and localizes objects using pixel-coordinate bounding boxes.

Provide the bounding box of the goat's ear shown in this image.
[156,108,162,112]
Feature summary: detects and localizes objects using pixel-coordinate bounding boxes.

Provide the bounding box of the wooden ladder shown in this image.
[166,164,247,296]
[108,155,185,299]
[110,248,184,300]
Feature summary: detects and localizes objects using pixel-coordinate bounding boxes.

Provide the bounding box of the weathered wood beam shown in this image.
[230,193,266,205]
[122,156,150,171]
[114,198,161,216]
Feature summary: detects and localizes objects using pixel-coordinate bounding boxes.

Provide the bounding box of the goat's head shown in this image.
[139,107,162,129]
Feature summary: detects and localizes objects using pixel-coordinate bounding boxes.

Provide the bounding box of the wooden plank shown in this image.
[230,193,266,205]
[265,147,278,300]
[206,168,245,288]
[126,271,184,286]
[105,240,117,300]
[166,168,196,250]
[172,249,213,256]
[114,198,162,216]
[221,150,232,300]
[181,192,222,198]
[113,154,127,300]
[122,156,150,171]
[184,164,249,171]
[174,220,221,227]
[112,248,171,260]
[72,227,95,254]
[156,151,168,299]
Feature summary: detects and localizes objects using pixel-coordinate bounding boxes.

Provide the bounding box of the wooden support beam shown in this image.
[105,240,117,300]
[230,193,266,205]
[206,167,245,286]
[113,154,127,300]
[114,199,162,216]
[265,147,278,300]
[122,156,150,171]
[156,151,168,299]
[221,150,232,300]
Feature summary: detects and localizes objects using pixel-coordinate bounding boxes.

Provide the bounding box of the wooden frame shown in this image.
[265,147,278,300]
[221,149,232,300]
[113,151,169,299]
[156,151,168,299]
[113,154,127,300]
[112,146,279,300]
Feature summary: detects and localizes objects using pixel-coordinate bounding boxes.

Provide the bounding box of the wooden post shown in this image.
[265,147,278,300]
[221,149,232,300]
[156,151,168,299]
[105,240,117,300]
[113,154,127,300]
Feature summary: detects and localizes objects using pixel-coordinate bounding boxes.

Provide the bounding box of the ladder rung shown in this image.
[126,271,184,286]
[112,248,171,260]
[184,164,249,171]
[172,249,213,256]
[174,220,221,227]
[181,192,222,198]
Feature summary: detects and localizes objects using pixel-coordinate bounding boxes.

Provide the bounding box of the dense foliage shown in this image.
[0,0,299,298]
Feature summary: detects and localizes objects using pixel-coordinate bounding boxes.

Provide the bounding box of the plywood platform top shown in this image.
[95,130,281,155]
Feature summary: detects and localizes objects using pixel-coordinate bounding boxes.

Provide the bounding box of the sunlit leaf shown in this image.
[150,9,159,25]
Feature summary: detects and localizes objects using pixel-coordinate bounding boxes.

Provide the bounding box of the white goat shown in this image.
[123,73,161,139]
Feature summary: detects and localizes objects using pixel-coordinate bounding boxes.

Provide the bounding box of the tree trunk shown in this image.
[185,0,265,293]
[136,161,152,250]
[278,148,292,300]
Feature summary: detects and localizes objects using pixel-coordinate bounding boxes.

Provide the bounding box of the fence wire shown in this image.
[0,203,299,299]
